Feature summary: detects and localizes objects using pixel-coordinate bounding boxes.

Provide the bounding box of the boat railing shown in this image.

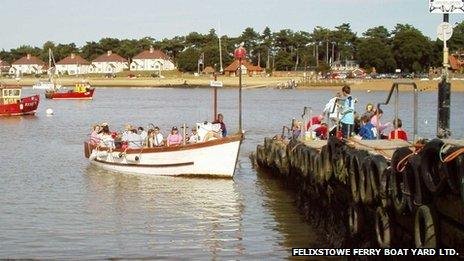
[377,81,418,142]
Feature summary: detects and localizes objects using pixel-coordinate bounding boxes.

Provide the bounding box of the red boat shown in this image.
[0,84,40,116]
[45,82,95,100]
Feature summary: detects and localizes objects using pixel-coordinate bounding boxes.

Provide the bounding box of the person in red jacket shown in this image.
[389,118,408,141]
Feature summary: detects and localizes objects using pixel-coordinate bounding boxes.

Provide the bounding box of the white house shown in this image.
[89,50,128,74]
[55,53,91,75]
[9,54,46,75]
[0,59,10,75]
[130,47,175,71]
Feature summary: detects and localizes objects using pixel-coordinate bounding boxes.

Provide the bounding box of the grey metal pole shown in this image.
[437,13,451,138]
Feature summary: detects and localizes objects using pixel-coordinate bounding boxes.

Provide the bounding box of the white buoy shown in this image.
[367,89,371,93]
[46,108,54,115]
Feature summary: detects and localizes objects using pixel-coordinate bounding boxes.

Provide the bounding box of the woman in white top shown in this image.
[98,125,115,149]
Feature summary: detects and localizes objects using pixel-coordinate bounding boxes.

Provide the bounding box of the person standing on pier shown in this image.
[340,85,355,138]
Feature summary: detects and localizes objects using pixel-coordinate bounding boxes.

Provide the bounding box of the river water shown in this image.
[1,87,463,259]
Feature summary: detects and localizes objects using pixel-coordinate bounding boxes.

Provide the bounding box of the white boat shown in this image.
[32,48,61,91]
[32,81,61,90]
[84,133,242,177]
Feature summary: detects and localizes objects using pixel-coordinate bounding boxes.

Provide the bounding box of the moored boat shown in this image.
[45,81,94,100]
[0,83,40,116]
[33,49,61,91]
[84,133,242,177]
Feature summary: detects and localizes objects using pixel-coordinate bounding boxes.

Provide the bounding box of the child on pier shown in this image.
[357,115,377,140]
[388,118,408,141]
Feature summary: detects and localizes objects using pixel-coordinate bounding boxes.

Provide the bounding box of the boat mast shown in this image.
[218,22,223,73]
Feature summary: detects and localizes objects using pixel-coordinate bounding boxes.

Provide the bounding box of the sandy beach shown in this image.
[2,75,464,92]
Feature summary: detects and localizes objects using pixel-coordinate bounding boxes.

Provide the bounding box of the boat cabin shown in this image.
[0,85,21,105]
[74,82,90,93]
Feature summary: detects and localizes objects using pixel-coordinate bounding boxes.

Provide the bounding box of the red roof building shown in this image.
[9,54,46,75]
[56,53,91,75]
[90,50,128,74]
[12,54,45,66]
[0,59,10,73]
[57,53,90,65]
[224,59,264,76]
[93,50,127,63]
[130,47,176,71]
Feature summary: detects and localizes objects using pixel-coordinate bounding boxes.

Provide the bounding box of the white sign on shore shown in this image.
[437,22,454,41]
[429,0,464,13]
[210,81,223,87]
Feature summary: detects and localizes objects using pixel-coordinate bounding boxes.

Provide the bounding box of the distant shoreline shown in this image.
[2,77,464,92]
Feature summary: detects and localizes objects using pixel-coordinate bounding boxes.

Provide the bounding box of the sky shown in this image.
[0,0,462,49]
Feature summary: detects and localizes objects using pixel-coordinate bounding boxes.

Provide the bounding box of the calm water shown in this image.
[1,87,463,259]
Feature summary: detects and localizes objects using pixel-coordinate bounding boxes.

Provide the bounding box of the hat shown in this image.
[172,126,178,130]
[101,122,108,127]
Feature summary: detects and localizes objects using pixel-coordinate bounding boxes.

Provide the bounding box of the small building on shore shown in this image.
[56,53,91,75]
[130,47,175,71]
[9,54,46,75]
[224,60,264,76]
[90,50,128,74]
[0,59,10,75]
[449,51,464,72]
[202,66,215,74]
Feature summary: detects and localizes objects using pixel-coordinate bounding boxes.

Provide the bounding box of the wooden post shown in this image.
[213,73,217,121]
[239,58,243,131]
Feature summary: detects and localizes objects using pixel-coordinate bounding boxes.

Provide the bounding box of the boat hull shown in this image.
[0,95,40,116]
[84,134,242,177]
[45,88,94,100]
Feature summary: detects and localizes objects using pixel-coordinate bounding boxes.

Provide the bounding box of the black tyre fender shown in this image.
[360,156,373,205]
[321,145,333,181]
[348,203,364,237]
[442,146,464,195]
[256,145,265,167]
[414,205,439,248]
[375,207,394,248]
[370,154,388,200]
[380,167,392,209]
[421,139,447,195]
[391,147,413,215]
[350,150,368,203]
[410,154,432,209]
[300,147,310,176]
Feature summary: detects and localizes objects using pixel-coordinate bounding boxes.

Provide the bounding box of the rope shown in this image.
[443,147,464,163]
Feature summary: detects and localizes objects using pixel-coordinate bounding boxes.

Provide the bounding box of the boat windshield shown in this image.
[1,88,21,104]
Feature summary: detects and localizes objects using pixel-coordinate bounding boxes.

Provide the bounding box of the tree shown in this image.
[357,37,396,72]
[176,47,201,72]
[391,24,432,72]
[81,41,105,60]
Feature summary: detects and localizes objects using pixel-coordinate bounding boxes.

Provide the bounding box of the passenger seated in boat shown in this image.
[389,118,408,141]
[138,127,148,145]
[126,129,143,149]
[89,124,101,145]
[99,125,115,148]
[148,127,164,147]
[213,113,227,137]
[167,126,183,146]
[188,127,200,144]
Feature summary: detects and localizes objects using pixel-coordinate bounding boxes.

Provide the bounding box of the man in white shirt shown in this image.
[126,129,143,148]
[152,127,164,147]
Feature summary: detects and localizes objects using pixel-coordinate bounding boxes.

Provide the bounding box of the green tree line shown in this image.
[1,23,463,73]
